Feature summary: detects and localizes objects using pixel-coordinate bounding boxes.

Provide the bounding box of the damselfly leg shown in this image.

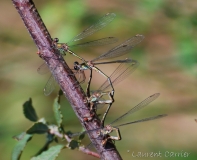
[69,93,167,147]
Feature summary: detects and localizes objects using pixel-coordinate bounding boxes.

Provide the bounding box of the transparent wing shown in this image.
[97,59,139,91]
[37,63,49,75]
[70,37,118,48]
[67,13,116,44]
[114,114,167,128]
[70,114,167,137]
[72,70,86,84]
[43,75,55,96]
[93,58,132,65]
[95,97,106,109]
[91,34,144,62]
[110,93,160,125]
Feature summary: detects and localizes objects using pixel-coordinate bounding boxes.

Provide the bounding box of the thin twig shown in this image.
[12,0,122,159]
[49,125,100,158]
[79,146,100,158]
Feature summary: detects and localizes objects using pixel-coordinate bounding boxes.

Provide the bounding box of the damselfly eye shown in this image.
[74,61,79,65]
[74,66,79,70]
[53,38,59,43]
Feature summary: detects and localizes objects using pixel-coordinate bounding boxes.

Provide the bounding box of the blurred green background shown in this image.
[1,0,197,159]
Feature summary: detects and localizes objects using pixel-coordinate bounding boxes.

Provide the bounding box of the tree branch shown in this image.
[12,0,122,159]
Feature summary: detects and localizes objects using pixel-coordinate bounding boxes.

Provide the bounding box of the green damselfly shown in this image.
[83,58,139,127]
[71,34,144,106]
[37,13,117,96]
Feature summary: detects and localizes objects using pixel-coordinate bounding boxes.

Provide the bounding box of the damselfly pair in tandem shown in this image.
[37,13,167,147]
[37,13,143,99]
[37,12,145,125]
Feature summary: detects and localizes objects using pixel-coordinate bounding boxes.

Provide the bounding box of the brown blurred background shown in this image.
[1,0,197,159]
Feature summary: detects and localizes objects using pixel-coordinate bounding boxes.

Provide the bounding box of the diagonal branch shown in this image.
[12,0,122,159]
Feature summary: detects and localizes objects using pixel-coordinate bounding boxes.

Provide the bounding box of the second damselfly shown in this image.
[69,34,144,100]
[37,13,117,96]
[83,58,139,127]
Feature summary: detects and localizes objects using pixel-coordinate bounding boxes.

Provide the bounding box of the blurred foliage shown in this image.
[1,0,197,159]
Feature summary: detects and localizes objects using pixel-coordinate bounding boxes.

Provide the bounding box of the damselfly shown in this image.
[71,34,144,104]
[83,58,139,127]
[70,93,167,147]
[37,13,117,96]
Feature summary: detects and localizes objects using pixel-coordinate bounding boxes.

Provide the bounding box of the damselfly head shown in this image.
[53,37,59,43]
[51,38,59,48]
[74,61,79,65]
[74,61,80,70]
